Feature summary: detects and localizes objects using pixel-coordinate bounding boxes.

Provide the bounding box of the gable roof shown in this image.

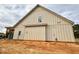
[13,4,74,28]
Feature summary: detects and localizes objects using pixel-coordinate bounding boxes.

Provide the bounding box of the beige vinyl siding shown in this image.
[15,7,71,28]
[46,24,75,42]
[13,27,25,39]
[13,6,75,42]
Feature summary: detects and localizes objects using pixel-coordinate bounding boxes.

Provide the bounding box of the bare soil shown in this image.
[0,40,79,54]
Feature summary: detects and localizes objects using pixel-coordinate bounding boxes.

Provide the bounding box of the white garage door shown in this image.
[24,26,46,41]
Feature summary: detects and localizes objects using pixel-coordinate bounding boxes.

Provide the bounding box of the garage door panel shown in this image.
[24,26,46,41]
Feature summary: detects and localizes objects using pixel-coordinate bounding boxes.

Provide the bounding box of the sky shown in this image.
[0,4,79,33]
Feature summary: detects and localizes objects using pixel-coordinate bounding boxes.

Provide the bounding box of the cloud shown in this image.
[0,4,27,32]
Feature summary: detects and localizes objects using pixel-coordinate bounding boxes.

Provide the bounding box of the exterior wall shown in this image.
[13,7,75,42]
[13,27,25,39]
[46,24,75,42]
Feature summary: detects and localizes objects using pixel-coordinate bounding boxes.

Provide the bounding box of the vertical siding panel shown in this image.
[67,25,69,41]
[59,25,63,41]
[64,25,67,41]
[59,25,61,41]
[63,25,65,41]
[66,25,70,41]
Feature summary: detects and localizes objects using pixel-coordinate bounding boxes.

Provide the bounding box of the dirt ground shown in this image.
[0,40,79,54]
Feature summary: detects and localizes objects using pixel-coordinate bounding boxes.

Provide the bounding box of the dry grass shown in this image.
[0,40,79,54]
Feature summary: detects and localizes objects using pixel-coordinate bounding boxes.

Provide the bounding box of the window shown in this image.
[38,15,42,22]
[18,31,21,36]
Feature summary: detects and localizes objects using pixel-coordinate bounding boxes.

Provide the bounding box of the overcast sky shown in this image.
[0,4,79,33]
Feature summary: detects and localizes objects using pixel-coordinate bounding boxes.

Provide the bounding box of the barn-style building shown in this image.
[13,5,75,42]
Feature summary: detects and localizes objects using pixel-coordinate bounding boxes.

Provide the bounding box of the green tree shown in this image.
[73,24,79,38]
